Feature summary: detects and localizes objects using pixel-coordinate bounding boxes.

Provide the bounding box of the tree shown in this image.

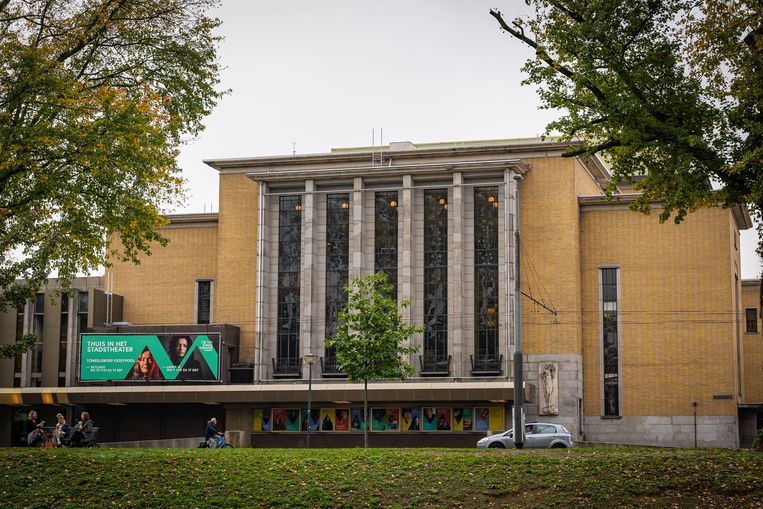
[490,1,763,274]
[0,0,225,356]
[326,272,422,448]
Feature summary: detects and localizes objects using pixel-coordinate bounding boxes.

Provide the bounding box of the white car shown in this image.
[477,422,575,449]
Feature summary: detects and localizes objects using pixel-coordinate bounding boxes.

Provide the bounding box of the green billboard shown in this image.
[80,333,220,382]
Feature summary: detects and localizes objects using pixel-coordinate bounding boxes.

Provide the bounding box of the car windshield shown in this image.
[561,425,571,435]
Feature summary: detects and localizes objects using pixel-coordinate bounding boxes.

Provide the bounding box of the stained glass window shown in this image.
[375,191,398,299]
[474,187,499,363]
[601,268,619,416]
[324,194,349,372]
[277,195,302,372]
[423,190,448,365]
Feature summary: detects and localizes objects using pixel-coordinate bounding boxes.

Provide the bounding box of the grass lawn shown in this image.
[0,447,761,508]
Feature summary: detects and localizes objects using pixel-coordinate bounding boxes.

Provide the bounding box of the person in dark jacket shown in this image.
[69,411,94,447]
[25,410,45,447]
[205,417,224,448]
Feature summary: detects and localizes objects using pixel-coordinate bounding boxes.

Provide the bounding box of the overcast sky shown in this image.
[173,0,761,278]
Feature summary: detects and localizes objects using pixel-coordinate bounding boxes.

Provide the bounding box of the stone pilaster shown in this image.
[450,173,464,377]
[351,177,364,279]
[301,180,316,363]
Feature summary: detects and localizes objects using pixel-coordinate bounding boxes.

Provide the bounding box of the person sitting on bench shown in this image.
[69,411,94,447]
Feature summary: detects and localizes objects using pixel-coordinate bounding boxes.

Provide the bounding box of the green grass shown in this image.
[0,447,761,508]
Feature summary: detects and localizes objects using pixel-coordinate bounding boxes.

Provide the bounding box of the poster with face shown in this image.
[261,409,271,432]
[371,408,387,431]
[285,409,300,431]
[423,407,437,431]
[401,408,421,431]
[350,409,365,431]
[384,408,400,431]
[436,408,451,431]
[272,409,287,431]
[320,408,335,431]
[334,408,350,431]
[451,408,474,431]
[301,409,319,432]
[475,407,490,431]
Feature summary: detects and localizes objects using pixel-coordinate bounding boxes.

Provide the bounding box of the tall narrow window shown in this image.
[324,194,350,374]
[30,293,44,387]
[423,190,448,366]
[276,195,302,375]
[475,187,499,363]
[601,268,620,417]
[77,290,89,333]
[745,308,758,333]
[58,293,69,386]
[375,191,399,299]
[14,305,24,387]
[196,280,212,324]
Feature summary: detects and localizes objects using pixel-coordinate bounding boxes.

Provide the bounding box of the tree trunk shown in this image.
[363,378,368,448]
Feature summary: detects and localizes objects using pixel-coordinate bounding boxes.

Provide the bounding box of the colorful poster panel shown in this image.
[335,408,350,431]
[436,408,451,431]
[453,408,473,431]
[488,407,504,430]
[350,408,366,431]
[320,408,336,431]
[384,408,400,431]
[475,407,490,431]
[273,408,301,431]
[371,408,387,431]
[401,408,421,431]
[253,409,263,432]
[301,409,319,431]
[261,408,271,432]
[422,408,437,431]
[285,409,300,431]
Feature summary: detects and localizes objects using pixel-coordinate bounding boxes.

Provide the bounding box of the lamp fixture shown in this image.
[438,197,446,206]
[488,196,495,203]
[294,204,303,211]
[341,202,349,209]
[493,202,499,209]
[389,200,397,208]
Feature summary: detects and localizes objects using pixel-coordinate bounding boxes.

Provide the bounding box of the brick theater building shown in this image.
[1,138,761,447]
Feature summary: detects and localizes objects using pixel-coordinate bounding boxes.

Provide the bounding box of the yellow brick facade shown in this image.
[581,206,741,418]
[109,223,218,324]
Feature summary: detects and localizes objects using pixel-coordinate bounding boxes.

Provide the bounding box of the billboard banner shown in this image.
[80,333,220,382]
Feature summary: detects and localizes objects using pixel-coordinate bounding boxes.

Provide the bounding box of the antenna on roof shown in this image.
[292,141,296,156]
[371,128,384,166]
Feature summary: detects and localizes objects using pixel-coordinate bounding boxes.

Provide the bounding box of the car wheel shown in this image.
[488,442,505,449]
[551,443,566,449]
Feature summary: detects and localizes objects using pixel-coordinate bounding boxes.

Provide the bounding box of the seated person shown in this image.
[205,417,224,448]
[52,413,69,448]
[68,412,94,447]
[25,410,45,447]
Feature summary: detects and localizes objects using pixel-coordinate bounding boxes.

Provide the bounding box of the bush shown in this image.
[754,428,763,451]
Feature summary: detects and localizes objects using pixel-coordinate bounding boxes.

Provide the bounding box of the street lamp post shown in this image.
[303,353,319,448]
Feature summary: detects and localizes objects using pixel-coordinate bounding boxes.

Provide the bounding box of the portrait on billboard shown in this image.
[125,347,164,381]
[80,333,221,382]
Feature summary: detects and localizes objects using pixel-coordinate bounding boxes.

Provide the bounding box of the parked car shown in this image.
[477,422,575,449]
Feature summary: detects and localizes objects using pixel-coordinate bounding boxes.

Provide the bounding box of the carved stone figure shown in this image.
[539,363,559,415]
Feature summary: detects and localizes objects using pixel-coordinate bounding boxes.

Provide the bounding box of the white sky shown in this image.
[172,0,761,278]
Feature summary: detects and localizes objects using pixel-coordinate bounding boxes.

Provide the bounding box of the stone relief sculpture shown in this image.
[539,363,559,415]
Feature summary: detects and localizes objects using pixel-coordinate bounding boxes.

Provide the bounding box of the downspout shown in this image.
[513,172,525,449]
